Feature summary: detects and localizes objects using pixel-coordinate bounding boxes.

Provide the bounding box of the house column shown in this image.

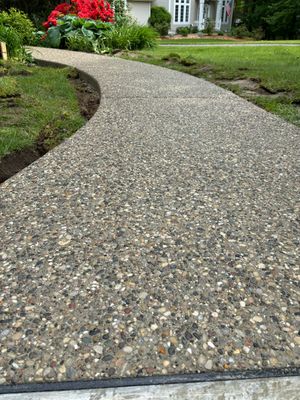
[198,0,205,31]
[215,0,222,31]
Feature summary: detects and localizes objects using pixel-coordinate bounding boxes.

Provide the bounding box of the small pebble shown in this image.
[205,360,213,370]
[93,345,103,354]
[123,346,133,353]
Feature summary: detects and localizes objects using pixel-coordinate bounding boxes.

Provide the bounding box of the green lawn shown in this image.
[159,39,300,45]
[159,38,238,44]
[124,46,300,127]
[0,62,85,158]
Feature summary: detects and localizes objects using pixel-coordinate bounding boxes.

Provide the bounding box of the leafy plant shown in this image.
[40,0,156,52]
[231,24,252,39]
[252,27,265,40]
[203,18,214,35]
[66,32,95,52]
[148,6,171,36]
[43,14,112,48]
[176,26,190,36]
[0,26,21,58]
[176,25,198,36]
[0,25,31,61]
[99,23,157,51]
[0,8,35,44]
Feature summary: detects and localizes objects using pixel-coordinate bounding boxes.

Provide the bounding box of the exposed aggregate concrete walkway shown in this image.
[0,48,299,386]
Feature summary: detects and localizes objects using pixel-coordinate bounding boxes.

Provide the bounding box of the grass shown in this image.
[159,38,300,45]
[122,46,300,127]
[0,61,85,158]
[159,38,238,44]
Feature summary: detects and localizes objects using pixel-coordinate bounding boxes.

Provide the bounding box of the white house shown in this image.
[128,0,235,33]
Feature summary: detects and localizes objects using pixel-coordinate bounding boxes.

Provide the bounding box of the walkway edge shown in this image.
[0,368,299,394]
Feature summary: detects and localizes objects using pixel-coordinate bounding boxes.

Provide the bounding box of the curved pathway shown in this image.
[0,48,299,387]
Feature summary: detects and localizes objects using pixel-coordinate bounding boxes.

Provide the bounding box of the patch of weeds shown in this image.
[252,96,300,126]
[161,52,181,62]
[218,82,243,95]
[37,112,75,153]
[180,56,197,67]
[0,77,21,98]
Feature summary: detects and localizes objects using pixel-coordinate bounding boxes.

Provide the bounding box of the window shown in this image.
[174,0,190,23]
[221,0,228,23]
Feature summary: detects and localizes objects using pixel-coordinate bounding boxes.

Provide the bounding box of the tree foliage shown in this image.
[0,1,62,27]
[234,0,300,39]
[0,1,61,14]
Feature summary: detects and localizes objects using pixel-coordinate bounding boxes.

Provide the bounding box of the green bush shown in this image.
[66,33,95,53]
[176,26,190,36]
[0,8,35,44]
[99,23,157,51]
[203,18,214,35]
[0,25,22,58]
[148,6,171,36]
[231,24,252,38]
[252,27,265,40]
[176,25,198,36]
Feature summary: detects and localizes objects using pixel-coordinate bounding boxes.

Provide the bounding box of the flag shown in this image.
[226,0,232,17]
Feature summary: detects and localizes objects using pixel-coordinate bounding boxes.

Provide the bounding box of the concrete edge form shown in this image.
[1,376,300,400]
[0,368,299,394]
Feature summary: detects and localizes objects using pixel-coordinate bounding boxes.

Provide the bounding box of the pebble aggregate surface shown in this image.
[0,48,299,385]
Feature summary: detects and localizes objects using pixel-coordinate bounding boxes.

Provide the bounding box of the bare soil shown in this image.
[218,78,287,97]
[0,71,100,184]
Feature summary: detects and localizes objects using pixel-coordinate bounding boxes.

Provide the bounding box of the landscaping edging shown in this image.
[0,47,299,388]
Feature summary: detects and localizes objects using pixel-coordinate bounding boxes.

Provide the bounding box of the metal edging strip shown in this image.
[0,367,299,394]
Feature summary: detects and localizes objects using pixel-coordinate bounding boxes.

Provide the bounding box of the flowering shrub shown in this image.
[74,0,114,21]
[43,0,114,30]
[40,0,157,53]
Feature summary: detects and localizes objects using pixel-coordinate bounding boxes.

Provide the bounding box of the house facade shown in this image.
[127,0,235,33]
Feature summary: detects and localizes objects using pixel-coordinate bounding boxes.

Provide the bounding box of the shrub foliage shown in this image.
[39,1,157,53]
[148,6,171,36]
[0,8,35,44]
[0,8,34,60]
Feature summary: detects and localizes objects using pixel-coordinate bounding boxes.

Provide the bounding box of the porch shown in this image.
[170,0,232,33]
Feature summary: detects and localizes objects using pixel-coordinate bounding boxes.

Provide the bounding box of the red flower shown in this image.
[43,0,114,31]
[74,0,114,22]
[55,3,73,14]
